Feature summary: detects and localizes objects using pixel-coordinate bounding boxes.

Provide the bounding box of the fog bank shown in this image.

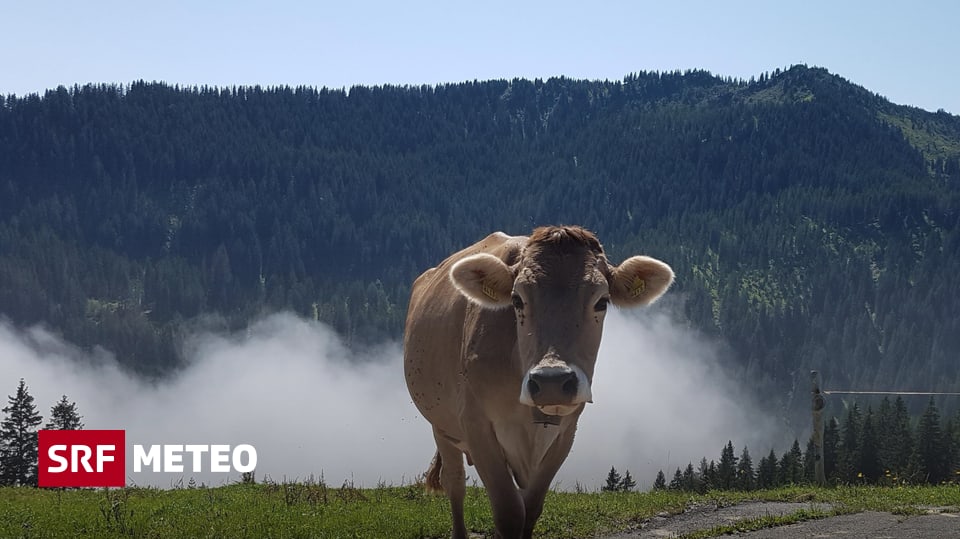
[1,309,783,490]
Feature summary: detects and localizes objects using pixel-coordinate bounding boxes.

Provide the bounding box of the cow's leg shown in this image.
[465,424,525,539]
[433,429,468,539]
[520,427,577,539]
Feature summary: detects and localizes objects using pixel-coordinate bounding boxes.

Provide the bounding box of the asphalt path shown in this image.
[603,501,960,538]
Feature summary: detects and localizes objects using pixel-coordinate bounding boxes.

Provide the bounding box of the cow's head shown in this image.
[449,226,673,416]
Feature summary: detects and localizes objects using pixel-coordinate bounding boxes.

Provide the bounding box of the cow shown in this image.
[403,226,673,538]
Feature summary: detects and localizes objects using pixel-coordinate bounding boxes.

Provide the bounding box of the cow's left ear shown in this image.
[449,253,515,309]
[609,256,674,307]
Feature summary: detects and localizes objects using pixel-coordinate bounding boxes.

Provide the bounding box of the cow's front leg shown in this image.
[521,424,577,538]
[465,421,525,539]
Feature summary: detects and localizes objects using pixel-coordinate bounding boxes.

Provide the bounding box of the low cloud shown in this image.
[563,309,784,489]
[1,309,785,490]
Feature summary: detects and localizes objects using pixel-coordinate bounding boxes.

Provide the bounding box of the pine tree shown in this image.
[735,446,755,491]
[668,468,683,490]
[876,397,895,480]
[947,410,960,481]
[653,469,667,490]
[756,449,779,489]
[717,440,738,490]
[838,403,863,483]
[802,437,816,483]
[603,466,622,492]
[0,379,44,486]
[914,398,948,484]
[887,396,914,480]
[823,417,840,483]
[778,439,804,485]
[619,470,636,491]
[681,462,697,492]
[859,406,880,482]
[44,395,84,430]
[703,459,719,491]
[697,458,713,491]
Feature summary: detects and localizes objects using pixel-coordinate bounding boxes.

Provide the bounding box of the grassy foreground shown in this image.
[1,482,957,538]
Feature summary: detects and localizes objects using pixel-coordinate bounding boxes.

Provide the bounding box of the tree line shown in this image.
[651,396,960,492]
[0,379,83,486]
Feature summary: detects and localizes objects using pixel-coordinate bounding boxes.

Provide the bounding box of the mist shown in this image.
[0,309,785,490]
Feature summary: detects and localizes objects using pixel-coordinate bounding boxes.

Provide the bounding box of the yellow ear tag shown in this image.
[629,276,646,298]
[481,281,498,302]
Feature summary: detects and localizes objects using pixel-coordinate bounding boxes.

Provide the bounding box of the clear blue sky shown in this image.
[2,1,958,114]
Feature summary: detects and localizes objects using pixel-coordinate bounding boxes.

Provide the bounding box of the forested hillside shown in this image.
[2,65,959,417]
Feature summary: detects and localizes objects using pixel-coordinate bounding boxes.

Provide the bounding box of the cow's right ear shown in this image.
[449,254,514,309]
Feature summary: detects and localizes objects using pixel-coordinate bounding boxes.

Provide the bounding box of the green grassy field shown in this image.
[1,481,957,538]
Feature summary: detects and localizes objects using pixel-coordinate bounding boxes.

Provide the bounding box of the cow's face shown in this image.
[450,227,673,416]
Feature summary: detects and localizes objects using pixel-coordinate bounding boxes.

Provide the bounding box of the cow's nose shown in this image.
[527,368,578,404]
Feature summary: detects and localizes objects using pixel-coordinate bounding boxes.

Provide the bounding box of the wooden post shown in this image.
[811,370,826,486]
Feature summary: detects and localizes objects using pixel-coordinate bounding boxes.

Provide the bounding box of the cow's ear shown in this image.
[450,253,514,309]
[609,256,674,307]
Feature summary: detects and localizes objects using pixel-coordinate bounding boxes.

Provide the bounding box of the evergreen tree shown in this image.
[717,440,738,490]
[778,439,804,485]
[914,398,948,484]
[602,466,622,492]
[886,396,914,480]
[705,460,719,491]
[823,417,840,483]
[681,462,698,492]
[858,406,881,482]
[653,469,667,490]
[756,449,779,489]
[802,438,816,483]
[0,379,43,486]
[947,410,960,481]
[696,458,714,491]
[619,469,636,492]
[876,397,895,480]
[838,403,863,483]
[735,446,755,491]
[44,395,84,430]
[668,468,684,490]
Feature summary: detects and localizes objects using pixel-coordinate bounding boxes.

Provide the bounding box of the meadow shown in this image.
[1,480,957,538]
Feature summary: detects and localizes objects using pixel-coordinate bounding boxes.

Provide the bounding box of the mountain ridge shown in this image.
[1,65,958,420]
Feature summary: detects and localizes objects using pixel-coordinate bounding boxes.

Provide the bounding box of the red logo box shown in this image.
[38,430,126,487]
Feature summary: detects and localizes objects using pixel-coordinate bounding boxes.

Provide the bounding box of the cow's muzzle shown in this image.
[518,364,592,415]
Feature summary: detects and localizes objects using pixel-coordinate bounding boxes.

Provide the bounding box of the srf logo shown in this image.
[38,430,125,487]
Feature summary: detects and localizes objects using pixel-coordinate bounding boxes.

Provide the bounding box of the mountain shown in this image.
[2,65,959,417]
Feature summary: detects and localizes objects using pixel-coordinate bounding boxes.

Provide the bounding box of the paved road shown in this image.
[604,501,960,538]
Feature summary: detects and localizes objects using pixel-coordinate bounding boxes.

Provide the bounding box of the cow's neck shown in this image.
[490,407,569,489]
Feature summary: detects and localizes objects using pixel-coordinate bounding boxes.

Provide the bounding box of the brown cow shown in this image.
[404,226,673,538]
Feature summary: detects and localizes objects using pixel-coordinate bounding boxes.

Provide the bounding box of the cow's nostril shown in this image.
[561,377,577,395]
[527,378,541,397]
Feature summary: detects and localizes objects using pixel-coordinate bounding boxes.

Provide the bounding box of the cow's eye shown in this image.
[512,294,525,310]
[594,298,609,312]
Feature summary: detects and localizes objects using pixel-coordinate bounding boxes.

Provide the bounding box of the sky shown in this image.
[1,308,786,490]
[1,1,958,114]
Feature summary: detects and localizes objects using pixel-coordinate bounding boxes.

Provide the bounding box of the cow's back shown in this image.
[403,232,524,436]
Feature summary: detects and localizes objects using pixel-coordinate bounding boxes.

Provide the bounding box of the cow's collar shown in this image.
[532,408,562,427]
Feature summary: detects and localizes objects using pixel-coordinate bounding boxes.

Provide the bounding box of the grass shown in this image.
[0,482,957,538]
[878,111,960,163]
[679,508,832,539]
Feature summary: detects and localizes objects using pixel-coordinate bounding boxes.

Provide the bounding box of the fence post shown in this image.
[811,370,826,486]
